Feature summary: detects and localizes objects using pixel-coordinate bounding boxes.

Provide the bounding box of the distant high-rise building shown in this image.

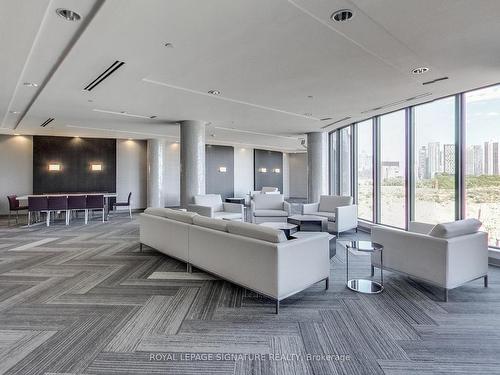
[418,146,428,179]
[493,142,499,175]
[443,144,455,174]
[484,141,494,175]
[428,142,440,177]
[474,145,484,176]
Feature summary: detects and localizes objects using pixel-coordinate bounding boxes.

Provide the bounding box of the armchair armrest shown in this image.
[283,201,292,215]
[223,202,244,214]
[408,221,435,234]
[335,204,358,232]
[302,202,319,214]
[187,204,213,217]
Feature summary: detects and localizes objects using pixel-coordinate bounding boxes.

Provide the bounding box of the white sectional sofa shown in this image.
[140,207,330,313]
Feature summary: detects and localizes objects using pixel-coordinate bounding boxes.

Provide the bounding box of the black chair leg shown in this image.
[484,275,488,288]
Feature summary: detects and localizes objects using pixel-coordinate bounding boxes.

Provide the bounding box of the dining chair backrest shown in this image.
[7,195,18,210]
[127,192,132,204]
[68,195,86,210]
[28,196,48,211]
[86,194,104,209]
[48,196,68,210]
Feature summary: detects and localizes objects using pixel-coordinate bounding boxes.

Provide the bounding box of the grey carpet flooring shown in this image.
[0,214,498,375]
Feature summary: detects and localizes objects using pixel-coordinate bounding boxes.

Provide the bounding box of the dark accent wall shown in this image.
[254,149,283,192]
[33,136,116,194]
[205,145,234,200]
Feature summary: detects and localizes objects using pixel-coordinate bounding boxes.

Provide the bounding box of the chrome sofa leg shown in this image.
[275,300,280,314]
[187,263,192,273]
[371,265,375,277]
[484,275,488,288]
[444,289,449,302]
[325,277,329,290]
[140,243,143,252]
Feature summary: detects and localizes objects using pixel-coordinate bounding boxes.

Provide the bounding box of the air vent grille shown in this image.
[422,76,449,85]
[331,9,354,22]
[321,116,351,129]
[40,118,55,127]
[83,60,125,91]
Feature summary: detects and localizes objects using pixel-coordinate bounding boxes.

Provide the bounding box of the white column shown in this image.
[307,132,328,203]
[147,139,165,208]
[180,120,206,207]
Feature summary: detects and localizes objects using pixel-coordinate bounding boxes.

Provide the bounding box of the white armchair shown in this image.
[251,194,291,223]
[188,194,243,221]
[302,195,358,235]
[250,186,280,198]
[371,220,488,301]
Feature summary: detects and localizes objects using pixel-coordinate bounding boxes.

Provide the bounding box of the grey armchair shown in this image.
[302,195,358,235]
[188,194,244,221]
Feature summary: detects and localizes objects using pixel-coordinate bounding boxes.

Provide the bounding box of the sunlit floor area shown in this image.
[0,216,498,375]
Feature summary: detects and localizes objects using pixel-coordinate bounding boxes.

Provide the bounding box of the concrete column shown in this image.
[180,120,206,207]
[307,132,328,203]
[147,139,166,208]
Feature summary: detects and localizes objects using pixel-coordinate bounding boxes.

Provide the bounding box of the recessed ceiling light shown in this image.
[23,82,38,87]
[331,9,354,22]
[412,67,429,75]
[14,133,20,136]
[208,90,221,95]
[56,8,81,22]
[164,42,174,48]
[307,95,313,99]
[9,110,20,114]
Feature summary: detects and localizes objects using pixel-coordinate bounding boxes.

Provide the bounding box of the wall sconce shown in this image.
[258,167,267,173]
[91,163,103,171]
[48,163,61,172]
[218,166,227,173]
[273,168,281,173]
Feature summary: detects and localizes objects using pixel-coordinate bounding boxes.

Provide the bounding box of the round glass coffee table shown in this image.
[340,240,384,294]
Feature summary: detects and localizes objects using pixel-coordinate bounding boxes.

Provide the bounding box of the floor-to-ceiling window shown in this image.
[413,97,457,223]
[465,86,500,247]
[357,120,373,221]
[379,110,406,228]
[339,126,352,196]
[329,131,338,195]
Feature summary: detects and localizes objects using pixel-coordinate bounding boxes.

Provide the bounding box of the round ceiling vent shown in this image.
[56,8,81,22]
[412,67,430,75]
[331,9,354,22]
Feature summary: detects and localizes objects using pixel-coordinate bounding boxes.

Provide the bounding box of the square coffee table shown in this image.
[259,222,298,239]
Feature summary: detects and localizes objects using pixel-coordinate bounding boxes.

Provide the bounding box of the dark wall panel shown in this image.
[205,145,234,200]
[33,136,116,194]
[254,149,283,192]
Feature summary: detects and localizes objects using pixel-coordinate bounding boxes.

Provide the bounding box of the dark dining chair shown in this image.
[47,196,69,226]
[28,196,48,226]
[86,194,105,223]
[112,192,132,219]
[67,195,87,224]
[7,195,28,226]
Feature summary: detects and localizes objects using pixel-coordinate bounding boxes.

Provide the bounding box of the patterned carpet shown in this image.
[0,214,498,375]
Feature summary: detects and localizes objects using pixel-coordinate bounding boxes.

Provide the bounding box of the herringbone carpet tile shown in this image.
[0,214,498,374]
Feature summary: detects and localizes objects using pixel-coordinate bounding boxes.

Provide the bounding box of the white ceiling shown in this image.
[1,0,500,151]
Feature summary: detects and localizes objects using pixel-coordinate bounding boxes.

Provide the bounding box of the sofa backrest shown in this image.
[226,221,287,243]
[193,194,224,211]
[144,207,198,224]
[192,215,228,232]
[319,195,353,212]
[428,218,482,238]
[253,194,284,210]
[261,186,279,193]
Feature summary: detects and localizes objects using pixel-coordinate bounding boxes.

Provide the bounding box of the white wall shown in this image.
[164,141,180,206]
[234,147,254,199]
[0,135,33,215]
[116,139,147,210]
[289,152,308,198]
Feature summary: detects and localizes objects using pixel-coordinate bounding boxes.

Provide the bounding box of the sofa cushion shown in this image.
[314,211,336,222]
[428,218,482,238]
[193,194,223,212]
[253,209,289,217]
[319,195,352,212]
[213,212,242,220]
[261,186,278,193]
[192,215,228,232]
[143,207,173,218]
[253,194,284,210]
[226,221,287,243]
[163,209,198,224]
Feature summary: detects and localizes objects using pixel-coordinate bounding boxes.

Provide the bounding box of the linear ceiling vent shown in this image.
[321,116,351,129]
[422,76,449,86]
[40,118,55,127]
[83,60,125,91]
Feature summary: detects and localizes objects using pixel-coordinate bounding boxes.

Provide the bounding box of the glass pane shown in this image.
[357,120,373,221]
[340,127,352,196]
[465,85,500,248]
[414,97,456,223]
[379,110,406,228]
[330,131,338,195]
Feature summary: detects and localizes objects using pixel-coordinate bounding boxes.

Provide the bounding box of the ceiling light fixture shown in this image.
[208,89,221,95]
[56,8,81,22]
[412,67,429,75]
[23,82,38,87]
[331,9,354,22]
[9,110,20,114]
[164,42,174,48]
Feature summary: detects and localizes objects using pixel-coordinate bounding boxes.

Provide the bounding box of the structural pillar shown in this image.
[180,120,206,207]
[147,139,166,208]
[307,132,328,203]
